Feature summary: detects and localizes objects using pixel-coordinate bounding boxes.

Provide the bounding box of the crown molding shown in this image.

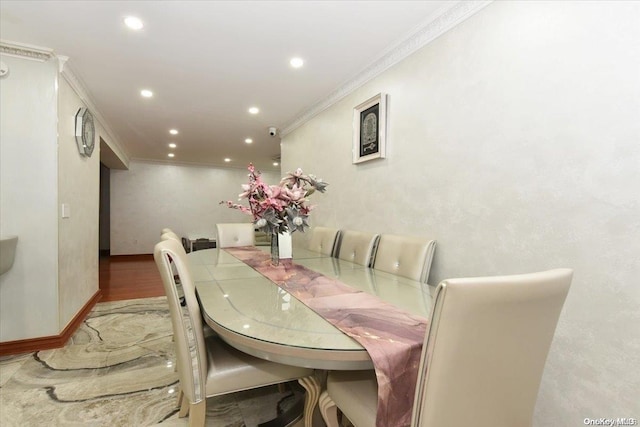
[0,40,54,61]
[280,0,492,137]
[0,38,131,168]
[60,61,131,168]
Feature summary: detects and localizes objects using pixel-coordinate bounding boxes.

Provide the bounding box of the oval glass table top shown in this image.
[191,248,434,370]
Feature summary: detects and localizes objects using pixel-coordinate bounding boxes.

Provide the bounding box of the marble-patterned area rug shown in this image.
[0,297,300,427]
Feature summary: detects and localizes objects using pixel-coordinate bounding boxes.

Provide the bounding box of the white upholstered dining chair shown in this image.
[307,226,341,256]
[161,230,190,253]
[160,231,181,275]
[336,230,380,267]
[319,268,573,427]
[154,239,316,427]
[215,223,255,248]
[161,231,181,243]
[372,234,436,283]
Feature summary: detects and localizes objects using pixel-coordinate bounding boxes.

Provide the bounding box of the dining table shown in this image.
[188,246,435,427]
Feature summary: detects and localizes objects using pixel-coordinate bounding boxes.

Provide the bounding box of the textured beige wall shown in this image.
[57,76,100,330]
[283,1,639,422]
[110,161,281,255]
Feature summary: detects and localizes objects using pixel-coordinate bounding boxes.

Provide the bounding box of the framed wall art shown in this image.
[353,92,387,164]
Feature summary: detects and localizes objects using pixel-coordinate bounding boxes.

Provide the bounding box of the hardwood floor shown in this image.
[99,254,165,302]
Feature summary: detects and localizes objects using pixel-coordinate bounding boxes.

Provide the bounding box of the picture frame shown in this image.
[353,92,387,164]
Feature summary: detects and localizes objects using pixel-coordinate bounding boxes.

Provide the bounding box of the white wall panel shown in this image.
[283,1,640,422]
[0,55,59,340]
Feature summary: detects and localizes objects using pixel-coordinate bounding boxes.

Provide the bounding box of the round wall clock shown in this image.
[75,107,95,157]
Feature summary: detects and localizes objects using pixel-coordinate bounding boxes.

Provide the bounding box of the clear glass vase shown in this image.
[270,232,280,266]
[270,232,293,266]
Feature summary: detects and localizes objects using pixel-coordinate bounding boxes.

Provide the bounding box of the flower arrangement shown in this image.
[221,163,328,235]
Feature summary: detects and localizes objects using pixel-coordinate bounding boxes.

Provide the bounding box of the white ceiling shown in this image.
[1,1,457,171]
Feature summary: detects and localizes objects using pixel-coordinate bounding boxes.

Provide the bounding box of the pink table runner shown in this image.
[225,247,428,427]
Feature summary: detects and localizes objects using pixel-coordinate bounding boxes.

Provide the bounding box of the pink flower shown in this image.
[221,163,328,235]
[281,184,306,203]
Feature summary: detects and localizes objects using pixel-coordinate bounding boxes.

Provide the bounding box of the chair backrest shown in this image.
[161,231,181,243]
[411,269,573,427]
[154,239,208,405]
[307,226,341,256]
[336,230,379,266]
[161,228,174,235]
[372,234,436,282]
[216,223,255,248]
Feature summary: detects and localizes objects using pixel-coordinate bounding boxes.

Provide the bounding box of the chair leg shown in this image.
[178,391,190,417]
[298,375,321,427]
[177,389,184,409]
[188,400,206,427]
[319,390,340,427]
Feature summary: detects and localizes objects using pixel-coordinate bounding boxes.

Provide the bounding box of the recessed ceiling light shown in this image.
[168,153,175,158]
[140,89,153,98]
[273,162,279,166]
[245,138,253,144]
[248,107,259,115]
[290,57,304,68]
[224,158,231,162]
[168,143,177,148]
[124,16,144,30]
[169,129,178,135]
